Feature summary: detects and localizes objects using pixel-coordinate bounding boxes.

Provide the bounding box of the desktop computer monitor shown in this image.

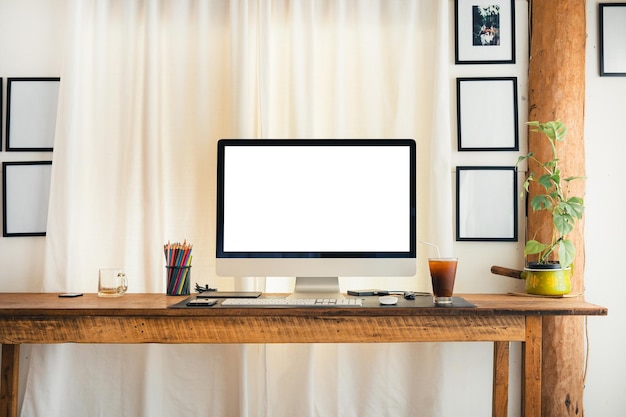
[215,139,416,298]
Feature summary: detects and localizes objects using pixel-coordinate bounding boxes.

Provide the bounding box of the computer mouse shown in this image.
[379,295,398,305]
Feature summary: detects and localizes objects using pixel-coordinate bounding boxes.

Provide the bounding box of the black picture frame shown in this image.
[456,166,517,241]
[2,161,53,237]
[0,78,3,151]
[599,3,626,76]
[454,0,516,64]
[6,77,60,151]
[456,77,519,151]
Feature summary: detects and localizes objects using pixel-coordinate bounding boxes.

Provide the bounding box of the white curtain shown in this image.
[23,1,454,416]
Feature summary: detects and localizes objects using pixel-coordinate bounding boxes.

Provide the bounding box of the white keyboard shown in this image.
[220,297,362,307]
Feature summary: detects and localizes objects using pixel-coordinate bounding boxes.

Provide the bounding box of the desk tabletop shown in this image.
[0,293,607,345]
[0,293,607,317]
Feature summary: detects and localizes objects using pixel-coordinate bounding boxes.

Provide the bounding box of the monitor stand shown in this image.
[287,276,344,299]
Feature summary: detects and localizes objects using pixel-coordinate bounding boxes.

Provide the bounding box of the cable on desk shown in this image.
[195,283,217,293]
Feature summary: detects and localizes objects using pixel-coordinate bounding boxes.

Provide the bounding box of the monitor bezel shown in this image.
[216,138,416,269]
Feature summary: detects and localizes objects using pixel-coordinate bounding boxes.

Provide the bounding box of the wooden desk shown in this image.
[0,293,607,417]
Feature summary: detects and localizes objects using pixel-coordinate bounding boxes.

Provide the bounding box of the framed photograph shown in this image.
[455,0,515,64]
[599,3,626,76]
[456,77,518,151]
[6,77,60,151]
[456,166,517,241]
[2,161,53,237]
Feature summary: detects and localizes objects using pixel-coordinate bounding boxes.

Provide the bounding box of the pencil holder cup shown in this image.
[166,266,191,296]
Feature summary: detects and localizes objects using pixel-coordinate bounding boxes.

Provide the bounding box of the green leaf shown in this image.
[553,212,574,235]
[558,239,576,268]
[533,120,567,142]
[543,160,559,170]
[530,195,552,211]
[524,240,547,256]
[548,191,560,200]
[552,122,568,142]
[516,154,533,166]
[565,197,585,219]
[537,174,555,191]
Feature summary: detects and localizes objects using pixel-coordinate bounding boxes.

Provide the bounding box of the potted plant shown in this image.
[515,120,585,295]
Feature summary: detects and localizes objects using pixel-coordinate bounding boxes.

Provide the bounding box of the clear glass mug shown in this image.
[98,269,128,297]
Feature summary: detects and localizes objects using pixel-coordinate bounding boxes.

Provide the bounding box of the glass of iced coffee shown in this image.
[428,258,458,305]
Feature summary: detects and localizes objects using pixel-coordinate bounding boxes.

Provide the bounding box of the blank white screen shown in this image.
[223,145,410,252]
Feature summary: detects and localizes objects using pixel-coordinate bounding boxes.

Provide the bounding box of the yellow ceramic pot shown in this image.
[524,267,571,295]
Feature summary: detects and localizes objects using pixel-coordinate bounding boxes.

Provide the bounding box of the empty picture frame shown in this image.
[2,161,52,237]
[454,0,515,64]
[457,77,519,151]
[6,77,60,151]
[0,78,2,151]
[599,3,626,76]
[456,166,517,241]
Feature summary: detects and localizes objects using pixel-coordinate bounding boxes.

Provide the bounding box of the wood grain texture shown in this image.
[0,294,605,346]
[0,293,608,317]
[0,315,526,344]
[523,316,542,417]
[493,341,510,417]
[0,345,18,417]
[528,1,587,415]
[0,293,606,417]
[542,316,585,417]
[527,0,586,294]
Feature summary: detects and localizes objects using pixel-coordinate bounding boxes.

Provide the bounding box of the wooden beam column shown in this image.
[527,1,586,416]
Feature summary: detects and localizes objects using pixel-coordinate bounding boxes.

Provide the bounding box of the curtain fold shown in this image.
[24,1,454,416]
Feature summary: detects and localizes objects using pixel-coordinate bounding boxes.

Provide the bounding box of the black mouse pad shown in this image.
[358,295,475,308]
[168,295,476,309]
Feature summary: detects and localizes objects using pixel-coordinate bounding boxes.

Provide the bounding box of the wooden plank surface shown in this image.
[523,316,542,417]
[0,293,605,345]
[0,292,607,345]
[0,293,606,345]
[0,315,526,344]
[0,345,18,417]
[0,293,608,317]
[493,341,510,417]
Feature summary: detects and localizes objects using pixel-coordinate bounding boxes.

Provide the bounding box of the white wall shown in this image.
[583,1,626,415]
[0,0,619,416]
[0,0,66,292]
[0,0,67,411]
[450,2,528,295]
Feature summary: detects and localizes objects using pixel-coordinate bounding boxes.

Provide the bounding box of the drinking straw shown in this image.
[419,240,441,258]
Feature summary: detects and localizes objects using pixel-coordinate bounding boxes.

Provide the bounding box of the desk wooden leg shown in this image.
[492,341,509,417]
[0,344,19,417]
[523,316,542,417]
